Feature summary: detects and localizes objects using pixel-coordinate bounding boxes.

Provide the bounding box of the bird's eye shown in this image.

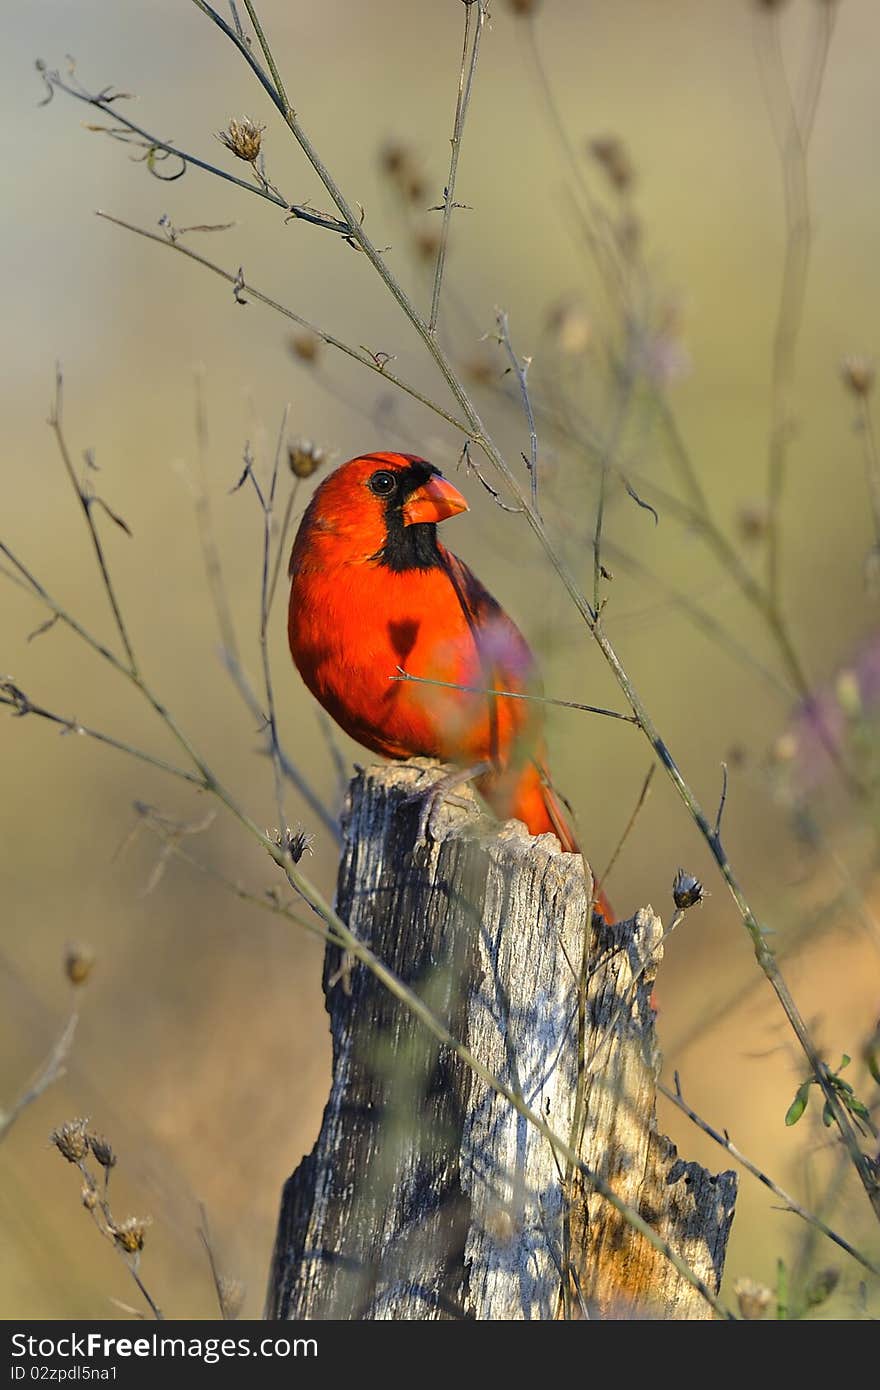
[368,470,397,497]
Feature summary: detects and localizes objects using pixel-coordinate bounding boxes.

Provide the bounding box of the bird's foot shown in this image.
[403,761,490,846]
[327,949,355,995]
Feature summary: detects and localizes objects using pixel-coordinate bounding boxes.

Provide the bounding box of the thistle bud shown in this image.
[287,440,327,479]
[49,1117,90,1164]
[64,942,95,986]
[589,135,635,193]
[672,868,706,911]
[217,118,265,164]
[734,1277,773,1319]
[841,356,875,398]
[88,1133,117,1171]
[111,1216,151,1254]
[288,332,320,365]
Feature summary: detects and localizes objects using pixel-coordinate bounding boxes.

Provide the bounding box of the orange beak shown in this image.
[402,475,469,527]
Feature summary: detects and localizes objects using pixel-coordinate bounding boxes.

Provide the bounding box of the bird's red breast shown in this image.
[288,451,612,917]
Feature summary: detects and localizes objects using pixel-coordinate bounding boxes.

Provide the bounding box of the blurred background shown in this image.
[2,0,879,1319]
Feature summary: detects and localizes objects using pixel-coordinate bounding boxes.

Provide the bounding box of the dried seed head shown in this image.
[64,942,95,987]
[218,1276,246,1320]
[841,356,875,398]
[287,440,327,479]
[589,135,635,193]
[414,227,441,263]
[672,868,706,911]
[88,1133,117,1170]
[835,668,862,720]
[288,331,320,365]
[379,140,410,178]
[546,298,592,356]
[274,826,315,863]
[865,545,880,597]
[804,1267,839,1307]
[111,1216,152,1254]
[464,354,495,387]
[403,172,427,205]
[217,117,265,163]
[771,731,798,764]
[378,141,426,202]
[737,501,770,543]
[50,1117,90,1164]
[81,1178,98,1211]
[734,1277,773,1319]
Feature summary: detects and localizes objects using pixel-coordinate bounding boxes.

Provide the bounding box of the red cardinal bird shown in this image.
[288,451,610,914]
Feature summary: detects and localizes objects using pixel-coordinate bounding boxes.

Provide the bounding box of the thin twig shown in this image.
[95,213,471,437]
[428,1,486,335]
[0,1014,78,1144]
[43,67,351,235]
[392,667,638,724]
[496,310,540,514]
[50,368,137,672]
[662,1074,880,1282]
[0,682,203,787]
[754,4,837,604]
[596,765,655,897]
[714,763,729,841]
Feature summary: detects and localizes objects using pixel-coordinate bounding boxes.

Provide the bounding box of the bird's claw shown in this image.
[401,764,486,847]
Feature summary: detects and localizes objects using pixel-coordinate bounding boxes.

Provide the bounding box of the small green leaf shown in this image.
[822,1100,835,1127]
[845,1096,871,1121]
[785,1083,811,1126]
[837,1054,851,1072]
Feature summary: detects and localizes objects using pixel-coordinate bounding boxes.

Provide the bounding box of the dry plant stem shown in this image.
[0,683,202,787]
[3,423,729,1314]
[857,396,880,549]
[496,311,540,514]
[50,370,136,672]
[78,1164,163,1320]
[596,764,655,902]
[197,1204,230,1320]
[250,406,290,836]
[516,14,627,316]
[660,1077,880,1283]
[392,668,637,725]
[217,645,341,843]
[94,213,470,439]
[44,69,350,235]
[754,4,837,605]
[184,0,880,1219]
[183,408,338,839]
[428,0,486,336]
[192,370,241,668]
[266,477,301,619]
[592,370,634,613]
[0,1014,77,1144]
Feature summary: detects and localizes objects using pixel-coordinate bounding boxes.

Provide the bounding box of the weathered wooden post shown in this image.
[267,760,736,1320]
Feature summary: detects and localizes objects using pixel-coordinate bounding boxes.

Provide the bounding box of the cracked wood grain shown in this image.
[267,760,736,1320]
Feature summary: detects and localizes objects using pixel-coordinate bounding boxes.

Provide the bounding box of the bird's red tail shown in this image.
[481,761,614,921]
